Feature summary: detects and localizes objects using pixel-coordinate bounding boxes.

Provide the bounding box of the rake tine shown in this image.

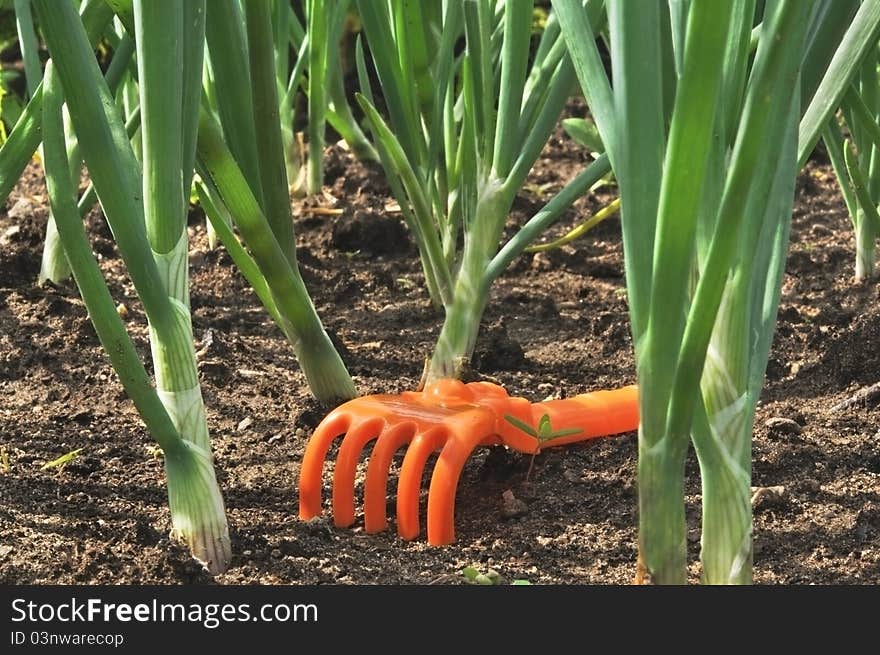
[395,428,448,540]
[363,421,418,534]
[298,411,352,520]
[426,432,487,546]
[331,417,386,528]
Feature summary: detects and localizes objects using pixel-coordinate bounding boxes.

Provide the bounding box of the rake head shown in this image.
[298,379,638,545]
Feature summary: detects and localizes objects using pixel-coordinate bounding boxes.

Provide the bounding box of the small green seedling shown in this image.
[145,445,164,461]
[503,413,583,482]
[462,566,501,585]
[39,448,82,472]
[504,413,584,444]
[462,566,532,586]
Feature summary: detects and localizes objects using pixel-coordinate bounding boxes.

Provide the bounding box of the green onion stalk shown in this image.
[134,0,212,450]
[33,0,231,574]
[5,1,136,286]
[199,58,229,250]
[194,108,356,402]
[356,0,612,383]
[302,0,377,194]
[13,0,41,100]
[305,0,330,195]
[203,0,263,206]
[822,56,880,282]
[207,0,356,400]
[270,0,304,196]
[799,0,880,281]
[120,72,142,163]
[241,0,295,264]
[198,0,261,248]
[39,31,137,287]
[13,0,71,285]
[553,0,877,584]
[37,107,77,286]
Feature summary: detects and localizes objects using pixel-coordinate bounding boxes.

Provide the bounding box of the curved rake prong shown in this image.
[427,431,487,546]
[332,417,386,528]
[363,421,417,534]
[298,411,352,520]
[395,429,448,540]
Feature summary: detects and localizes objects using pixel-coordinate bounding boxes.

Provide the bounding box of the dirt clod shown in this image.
[500,489,529,519]
[330,210,411,256]
[751,486,787,511]
[765,417,803,435]
[473,320,526,372]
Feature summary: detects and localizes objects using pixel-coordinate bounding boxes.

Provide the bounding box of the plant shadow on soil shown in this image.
[1,119,879,584]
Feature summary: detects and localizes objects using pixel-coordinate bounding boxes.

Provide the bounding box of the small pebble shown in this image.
[751,485,786,510]
[531,252,553,271]
[1,224,21,245]
[764,417,802,435]
[237,417,253,432]
[271,549,282,559]
[500,489,528,518]
[7,198,31,220]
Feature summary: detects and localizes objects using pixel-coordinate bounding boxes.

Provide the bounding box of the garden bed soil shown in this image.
[1,126,879,585]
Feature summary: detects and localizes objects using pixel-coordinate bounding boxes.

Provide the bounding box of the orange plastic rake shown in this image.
[298,379,639,545]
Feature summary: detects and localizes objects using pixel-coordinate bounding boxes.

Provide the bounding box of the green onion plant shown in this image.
[4,1,136,287]
[554,0,880,584]
[273,0,376,197]
[13,0,73,286]
[355,0,612,383]
[0,0,364,572]
[822,52,880,281]
[33,0,231,573]
[112,0,358,403]
[300,0,376,194]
